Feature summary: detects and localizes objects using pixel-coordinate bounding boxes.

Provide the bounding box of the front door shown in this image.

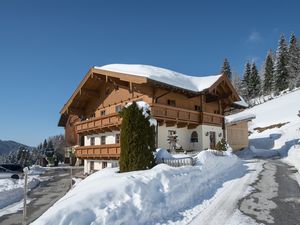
[90,161,94,171]
[209,131,216,149]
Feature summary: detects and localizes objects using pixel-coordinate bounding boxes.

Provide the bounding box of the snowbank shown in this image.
[96,64,222,93]
[0,176,40,209]
[0,165,46,209]
[284,145,300,172]
[31,151,242,225]
[229,89,300,130]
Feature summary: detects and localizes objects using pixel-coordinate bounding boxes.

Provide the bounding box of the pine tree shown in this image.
[288,33,300,89]
[250,63,261,98]
[43,139,48,149]
[275,34,289,93]
[263,50,275,95]
[231,72,242,95]
[221,58,232,80]
[241,62,252,100]
[119,102,155,172]
[48,139,54,149]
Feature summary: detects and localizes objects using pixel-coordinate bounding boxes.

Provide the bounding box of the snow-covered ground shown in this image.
[232,89,300,172]
[30,89,300,225]
[0,165,46,212]
[31,150,245,225]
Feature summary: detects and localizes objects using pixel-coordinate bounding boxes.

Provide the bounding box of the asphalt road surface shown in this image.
[240,159,300,225]
[0,167,83,225]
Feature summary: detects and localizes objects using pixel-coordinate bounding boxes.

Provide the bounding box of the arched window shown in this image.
[191,131,198,143]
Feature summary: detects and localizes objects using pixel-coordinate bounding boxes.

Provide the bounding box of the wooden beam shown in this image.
[68,107,84,115]
[82,88,100,98]
[177,123,187,128]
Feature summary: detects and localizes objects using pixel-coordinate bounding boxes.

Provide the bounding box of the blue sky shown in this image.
[0,0,299,146]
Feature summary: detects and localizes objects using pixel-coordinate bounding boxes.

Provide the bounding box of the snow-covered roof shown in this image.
[233,96,249,108]
[225,113,256,124]
[95,64,222,92]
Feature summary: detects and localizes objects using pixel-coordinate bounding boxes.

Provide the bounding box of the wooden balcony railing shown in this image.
[75,144,121,159]
[200,112,224,126]
[75,113,121,134]
[74,104,224,135]
[150,103,201,124]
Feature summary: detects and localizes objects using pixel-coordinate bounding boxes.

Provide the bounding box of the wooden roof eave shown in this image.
[60,68,94,115]
[206,74,240,102]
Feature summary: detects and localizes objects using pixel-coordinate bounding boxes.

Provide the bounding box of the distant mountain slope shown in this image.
[0,140,31,155]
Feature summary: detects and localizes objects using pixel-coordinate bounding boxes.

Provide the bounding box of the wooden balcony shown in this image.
[75,113,121,135]
[150,103,201,126]
[75,144,120,159]
[200,112,224,126]
[150,103,223,127]
[74,104,224,135]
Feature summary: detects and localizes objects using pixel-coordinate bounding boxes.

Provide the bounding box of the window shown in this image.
[90,137,95,146]
[101,136,106,145]
[167,99,176,107]
[168,130,176,136]
[195,105,201,112]
[115,105,122,113]
[191,131,198,143]
[102,161,107,169]
[115,134,120,144]
[100,110,106,116]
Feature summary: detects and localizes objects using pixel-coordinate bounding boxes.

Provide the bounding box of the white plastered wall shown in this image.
[157,124,223,151]
[84,159,119,174]
[84,131,120,146]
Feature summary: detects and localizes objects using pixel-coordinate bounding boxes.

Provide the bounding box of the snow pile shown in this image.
[155,148,174,160]
[27,165,47,175]
[249,146,280,158]
[0,176,40,209]
[229,89,300,130]
[125,100,157,126]
[31,151,242,225]
[97,64,222,93]
[0,166,46,210]
[284,145,300,172]
[236,89,300,174]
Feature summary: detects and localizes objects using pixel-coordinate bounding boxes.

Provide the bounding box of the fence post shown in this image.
[22,167,28,225]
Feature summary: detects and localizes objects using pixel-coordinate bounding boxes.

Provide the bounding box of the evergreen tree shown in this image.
[288,33,300,89]
[221,58,232,80]
[241,62,252,100]
[119,102,155,172]
[250,63,261,98]
[48,140,54,149]
[263,50,275,94]
[43,139,48,149]
[231,72,242,95]
[275,34,289,93]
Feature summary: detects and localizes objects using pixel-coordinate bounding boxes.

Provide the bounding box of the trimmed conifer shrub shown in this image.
[215,138,228,151]
[119,102,156,172]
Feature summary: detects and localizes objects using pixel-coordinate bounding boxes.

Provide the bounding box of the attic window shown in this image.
[100,110,106,116]
[167,100,176,107]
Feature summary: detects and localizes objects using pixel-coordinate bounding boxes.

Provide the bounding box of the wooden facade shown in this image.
[59,66,240,161]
